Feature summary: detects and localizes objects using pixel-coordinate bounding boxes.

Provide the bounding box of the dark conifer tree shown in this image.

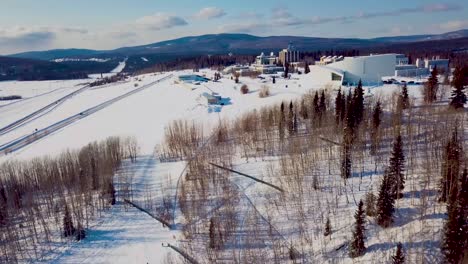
[288,101,294,133]
[272,76,276,84]
[324,216,331,237]
[349,200,366,258]
[75,222,86,241]
[63,204,75,237]
[377,170,395,227]
[293,113,298,134]
[400,83,410,110]
[313,91,320,118]
[335,89,343,125]
[389,134,405,199]
[279,103,285,141]
[284,63,290,78]
[345,90,356,134]
[209,217,216,249]
[353,79,365,125]
[440,128,462,203]
[304,62,310,74]
[441,169,463,264]
[371,100,382,155]
[108,182,116,205]
[424,66,439,103]
[319,90,327,114]
[459,169,468,257]
[299,98,309,119]
[449,66,467,110]
[392,242,405,264]
[341,142,352,179]
[0,186,7,226]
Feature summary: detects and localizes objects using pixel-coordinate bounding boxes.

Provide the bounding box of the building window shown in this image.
[331,73,342,81]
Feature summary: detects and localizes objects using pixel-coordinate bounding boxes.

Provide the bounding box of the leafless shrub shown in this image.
[259,85,270,98]
[241,84,249,94]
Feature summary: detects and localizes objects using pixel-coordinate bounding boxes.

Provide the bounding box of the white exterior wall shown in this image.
[328,54,396,85]
[307,66,344,84]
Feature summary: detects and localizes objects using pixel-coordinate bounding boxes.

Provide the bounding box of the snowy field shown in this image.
[0,68,441,263]
[0,70,419,161]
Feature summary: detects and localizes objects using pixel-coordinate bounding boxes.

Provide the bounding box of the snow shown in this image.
[45,156,184,264]
[0,80,87,128]
[52,58,111,63]
[111,59,127,73]
[88,59,127,79]
[0,69,436,263]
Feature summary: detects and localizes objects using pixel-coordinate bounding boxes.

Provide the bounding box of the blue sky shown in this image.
[0,0,467,54]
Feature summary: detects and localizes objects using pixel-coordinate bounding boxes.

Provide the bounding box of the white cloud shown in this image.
[0,26,93,54]
[438,20,468,31]
[135,13,188,31]
[194,7,226,20]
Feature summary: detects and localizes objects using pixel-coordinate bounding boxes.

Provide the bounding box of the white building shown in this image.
[395,65,429,77]
[415,57,450,72]
[308,54,396,85]
[278,44,300,66]
[255,52,277,66]
[396,54,409,65]
[425,58,449,72]
[252,52,283,74]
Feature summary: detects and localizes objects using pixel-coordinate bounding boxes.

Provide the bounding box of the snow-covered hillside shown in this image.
[0,69,463,264]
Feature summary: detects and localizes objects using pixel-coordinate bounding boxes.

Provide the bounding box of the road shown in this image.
[0,74,173,155]
[0,84,90,136]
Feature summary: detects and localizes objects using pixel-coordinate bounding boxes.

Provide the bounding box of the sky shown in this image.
[0,0,467,54]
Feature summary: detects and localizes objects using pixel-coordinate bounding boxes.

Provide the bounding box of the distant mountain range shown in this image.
[1,30,467,81]
[9,29,468,61]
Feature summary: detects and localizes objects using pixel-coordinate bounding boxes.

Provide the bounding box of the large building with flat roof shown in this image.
[307,54,396,85]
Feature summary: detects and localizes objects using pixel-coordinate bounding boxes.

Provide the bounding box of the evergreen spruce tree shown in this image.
[304,62,310,74]
[299,98,309,119]
[371,100,382,155]
[439,128,462,203]
[424,66,439,103]
[284,63,290,78]
[293,113,298,134]
[63,204,75,237]
[441,169,463,264]
[313,91,320,119]
[335,89,343,125]
[392,242,405,264]
[459,169,468,257]
[400,83,410,110]
[75,222,86,241]
[389,134,405,199]
[340,89,348,122]
[279,103,285,141]
[341,143,352,179]
[345,90,356,135]
[349,200,366,258]
[377,170,395,227]
[449,66,467,110]
[324,217,331,237]
[353,79,364,126]
[209,217,216,249]
[108,182,116,205]
[288,101,294,133]
[319,90,327,114]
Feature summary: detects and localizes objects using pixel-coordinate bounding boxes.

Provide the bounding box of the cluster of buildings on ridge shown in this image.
[222,43,449,86]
